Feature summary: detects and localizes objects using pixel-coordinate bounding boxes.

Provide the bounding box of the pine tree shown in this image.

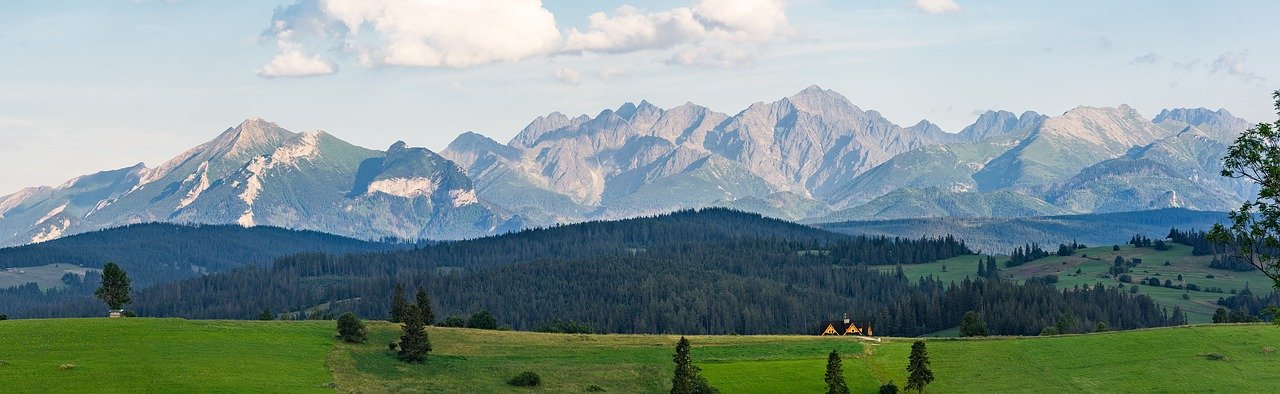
[397,304,431,363]
[94,262,132,311]
[415,287,435,325]
[390,283,408,323]
[905,341,933,393]
[671,337,717,393]
[672,337,695,394]
[825,350,850,394]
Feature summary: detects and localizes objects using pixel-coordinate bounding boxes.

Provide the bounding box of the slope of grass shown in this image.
[2,319,1278,393]
[877,244,1275,324]
[0,318,335,392]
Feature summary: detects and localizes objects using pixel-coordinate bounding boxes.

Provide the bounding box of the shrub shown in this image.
[879,381,900,394]
[0,313,7,320]
[1183,293,1191,300]
[336,312,368,344]
[508,371,541,387]
[1113,245,1120,251]
[388,342,398,351]
[121,310,137,317]
[586,384,606,392]
[442,315,467,327]
[1118,274,1132,283]
[467,310,498,330]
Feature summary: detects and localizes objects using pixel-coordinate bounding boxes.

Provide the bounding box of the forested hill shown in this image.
[26,209,1174,337]
[0,223,405,287]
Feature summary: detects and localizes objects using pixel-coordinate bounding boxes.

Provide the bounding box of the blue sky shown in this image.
[0,0,1276,194]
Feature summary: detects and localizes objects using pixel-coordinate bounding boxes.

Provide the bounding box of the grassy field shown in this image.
[3,318,1279,392]
[0,263,96,290]
[877,244,1274,324]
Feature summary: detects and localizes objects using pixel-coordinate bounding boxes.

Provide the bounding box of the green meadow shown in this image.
[2,318,1278,393]
[877,244,1274,324]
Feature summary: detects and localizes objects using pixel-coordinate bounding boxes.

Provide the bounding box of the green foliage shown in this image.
[879,381,900,394]
[396,304,431,363]
[0,313,7,320]
[94,262,131,310]
[1210,90,1280,289]
[905,341,933,393]
[336,312,368,344]
[507,371,541,387]
[257,309,273,320]
[671,337,717,394]
[467,310,498,330]
[441,315,467,327]
[825,350,850,394]
[959,311,989,337]
[537,320,595,334]
[389,283,407,323]
[414,287,434,325]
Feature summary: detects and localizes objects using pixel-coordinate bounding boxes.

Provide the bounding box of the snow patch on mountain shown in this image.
[31,218,70,243]
[177,161,211,209]
[449,189,478,207]
[366,177,436,198]
[35,203,67,226]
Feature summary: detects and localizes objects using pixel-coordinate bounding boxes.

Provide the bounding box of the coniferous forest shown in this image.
[6,209,1175,336]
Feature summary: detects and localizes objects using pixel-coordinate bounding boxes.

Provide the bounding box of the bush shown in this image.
[508,371,541,387]
[879,381,900,394]
[442,315,467,327]
[388,342,398,351]
[336,312,368,344]
[1118,274,1132,283]
[468,310,498,330]
[586,384,606,392]
[0,313,7,320]
[121,310,137,317]
[537,320,595,334]
[1113,245,1120,251]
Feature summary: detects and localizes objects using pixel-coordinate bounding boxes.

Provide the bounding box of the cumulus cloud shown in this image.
[257,0,792,76]
[562,0,790,66]
[1208,50,1265,83]
[1128,52,1160,66]
[259,0,561,76]
[256,27,336,77]
[552,68,582,85]
[598,67,626,79]
[912,0,961,14]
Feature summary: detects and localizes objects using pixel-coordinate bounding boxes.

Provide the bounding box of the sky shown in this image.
[0,0,1277,194]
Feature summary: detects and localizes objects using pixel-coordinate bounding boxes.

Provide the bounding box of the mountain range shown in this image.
[0,86,1257,246]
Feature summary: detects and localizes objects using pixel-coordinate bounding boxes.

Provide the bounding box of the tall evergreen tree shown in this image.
[390,283,408,323]
[825,350,850,394]
[415,287,435,325]
[671,337,717,394]
[906,341,934,393]
[397,304,431,363]
[94,262,132,311]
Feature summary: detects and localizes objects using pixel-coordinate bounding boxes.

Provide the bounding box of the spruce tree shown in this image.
[397,304,431,363]
[415,287,435,325]
[671,337,695,394]
[94,262,132,311]
[825,350,850,394]
[390,283,408,323]
[671,337,717,394]
[905,341,933,393]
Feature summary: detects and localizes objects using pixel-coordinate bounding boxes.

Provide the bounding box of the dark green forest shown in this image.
[0,223,404,314]
[9,209,1176,336]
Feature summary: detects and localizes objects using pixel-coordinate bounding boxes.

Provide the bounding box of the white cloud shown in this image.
[256,27,335,78]
[553,68,582,85]
[260,0,561,75]
[257,0,792,75]
[257,49,336,77]
[666,45,754,68]
[912,0,960,14]
[562,0,790,67]
[1128,52,1160,66]
[598,67,626,79]
[1208,50,1265,83]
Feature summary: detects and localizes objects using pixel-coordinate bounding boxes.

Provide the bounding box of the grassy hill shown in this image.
[2,318,1277,392]
[879,244,1274,324]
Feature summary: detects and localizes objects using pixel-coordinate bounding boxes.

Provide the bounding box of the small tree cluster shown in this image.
[958,311,989,337]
